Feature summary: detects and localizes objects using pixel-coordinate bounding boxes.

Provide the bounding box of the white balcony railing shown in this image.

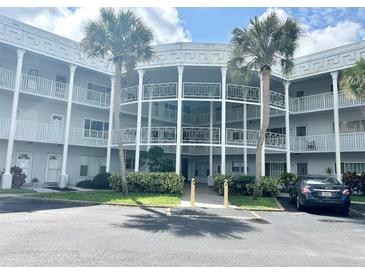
[151,104,177,122]
[73,86,110,107]
[112,128,137,145]
[289,92,365,113]
[226,128,286,149]
[183,82,221,99]
[182,127,220,144]
[121,86,138,103]
[227,84,260,102]
[270,90,285,108]
[141,127,176,143]
[0,67,16,91]
[143,82,177,99]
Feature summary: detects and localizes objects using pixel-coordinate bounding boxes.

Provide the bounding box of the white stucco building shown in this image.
[1,14,365,189]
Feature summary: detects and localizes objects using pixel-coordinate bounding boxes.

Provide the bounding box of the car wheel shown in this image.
[296,196,303,211]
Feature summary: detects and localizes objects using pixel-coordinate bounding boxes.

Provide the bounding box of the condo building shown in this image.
[1,14,365,189]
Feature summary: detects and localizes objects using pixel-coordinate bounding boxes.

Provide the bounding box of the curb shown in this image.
[352,201,365,205]
[3,195,173,209]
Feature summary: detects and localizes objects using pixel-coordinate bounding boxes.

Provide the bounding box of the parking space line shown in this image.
[250,211,261,219]
[350,208,365,216]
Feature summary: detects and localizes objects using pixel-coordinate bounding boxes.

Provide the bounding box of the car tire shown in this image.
[340,206,349,216]
[296,196,303,211]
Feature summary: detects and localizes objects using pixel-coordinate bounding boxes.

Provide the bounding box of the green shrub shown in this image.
[76,172,111,189]
[108,172,184,194]
[247,176,281,197]
[342,171,365,194]
[214,175,255,195]
[1,166,26,188]
[280,172,298,191]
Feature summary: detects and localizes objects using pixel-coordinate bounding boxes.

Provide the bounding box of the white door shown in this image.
[16,153,33,184]
[46,154,61,182]
[49,114,64,142]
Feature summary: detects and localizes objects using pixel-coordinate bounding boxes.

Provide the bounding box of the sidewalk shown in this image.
[179,183,231,208]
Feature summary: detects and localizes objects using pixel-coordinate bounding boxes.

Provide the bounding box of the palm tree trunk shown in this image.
[253,68,271,199]
[113,62,128,194]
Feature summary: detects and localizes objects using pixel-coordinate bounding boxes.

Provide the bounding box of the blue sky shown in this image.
[0,7,365,56]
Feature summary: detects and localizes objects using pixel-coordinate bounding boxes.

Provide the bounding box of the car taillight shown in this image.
[342,189,350,195]
[301,186,311,194]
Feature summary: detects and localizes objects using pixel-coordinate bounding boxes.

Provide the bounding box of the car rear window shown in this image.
[305,178,341,185]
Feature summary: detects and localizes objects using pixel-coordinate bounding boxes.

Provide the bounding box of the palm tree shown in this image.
[229,12,301,198]
[340,58,365,100]
[81,8,154,194]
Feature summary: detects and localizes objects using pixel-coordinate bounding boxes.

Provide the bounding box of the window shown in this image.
[296,91,304,97]
[340,162,365,174]
[87,82,111,102]
[296,126,307,137]
[80,165,88,176]
[339,120,365,133]
[265,163,286,176]
[84,119,109,139]
[87,82,111,93]
[184,105,191,113]
[194,168,199,177]
[55,75,67,98]
[297,163,308,176]
[26,68,40,90]
[126,158,135,170]
[232,161,241,172]
[269,127,285,134]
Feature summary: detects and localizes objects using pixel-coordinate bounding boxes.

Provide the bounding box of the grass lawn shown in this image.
[229,195,281,210]
[351,195,365,203]
[0,188,36,194]
[29,190,181,207]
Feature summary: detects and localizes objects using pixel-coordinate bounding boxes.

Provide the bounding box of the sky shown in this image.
[0,7,365,57]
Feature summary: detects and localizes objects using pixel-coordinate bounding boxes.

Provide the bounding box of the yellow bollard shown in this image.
[190,178,196,207]
[224,180,228,208]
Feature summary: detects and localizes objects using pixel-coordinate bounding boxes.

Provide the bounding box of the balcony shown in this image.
[290,92,365,113]
[141,127,176,143]
[112,128,137,145]
[73,86,110,107]
[121,86,138,103]
[227,84,259,102]
[0,67,16,91]
[183,82,221,99]
[226,128,286,149]
[182,127,220,144]
[143,82,177,99]
[291,132,365,152]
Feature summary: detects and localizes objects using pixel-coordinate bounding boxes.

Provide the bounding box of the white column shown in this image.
[284,81,291,173]
[106,76,115,173]
[260,75,265,176]
[331,71,341,181]
[147,101,152,152]
[209,101,214,176]
[175,65,184,174]
[2,49,25,189]
[60,64,77,188]
[221,66,227,175]
[134,69,144,172]
[243,103,248,175]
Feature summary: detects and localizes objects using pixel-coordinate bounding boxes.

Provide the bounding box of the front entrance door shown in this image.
[194,161,209,184]
[50,114,64,142]
[16,153,33,184]
[46,154,61,183]
[181,158,189,181]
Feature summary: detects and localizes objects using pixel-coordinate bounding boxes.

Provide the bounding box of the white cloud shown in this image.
[259,8,365,57]
[0,7,191,44]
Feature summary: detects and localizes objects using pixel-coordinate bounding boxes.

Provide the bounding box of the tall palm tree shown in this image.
[340,58,365,100]
[229,12,301,198]
[81,8,154,194]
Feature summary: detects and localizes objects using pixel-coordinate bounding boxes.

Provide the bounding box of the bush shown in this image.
[280,172,298,192]
[76,172,111,189]
[342,171,365,194]
[1,166,26,188]
[108,172,184,194]
[214,175,255,195]
[247,176,281,197]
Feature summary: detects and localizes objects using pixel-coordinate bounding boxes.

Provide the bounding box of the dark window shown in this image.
[296,91,304,97]
[126,158,134,170]
[296,126,307,137]
[80,165,88,176]
[297,163,308,176]
[194,168,199,177]
[99,166,106,174]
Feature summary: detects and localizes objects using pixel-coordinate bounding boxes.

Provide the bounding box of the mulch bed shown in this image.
[43,187,78,192]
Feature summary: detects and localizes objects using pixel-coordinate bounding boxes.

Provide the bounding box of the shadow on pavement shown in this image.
[0,196,94,213]
[114,207,259,239]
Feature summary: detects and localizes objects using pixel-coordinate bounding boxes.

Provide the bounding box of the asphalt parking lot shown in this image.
[0,196,364,266]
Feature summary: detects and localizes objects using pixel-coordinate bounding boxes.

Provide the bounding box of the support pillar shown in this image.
[331,71,341,181]
[284,81,291,173]
[175,65,184,175]
[60,64,77,188]
[134,69,144,172]
[221,66,227,175]
[2,49,25,189]
[260,75,265,176]
[106,76,115,173]
[243,103,248,175]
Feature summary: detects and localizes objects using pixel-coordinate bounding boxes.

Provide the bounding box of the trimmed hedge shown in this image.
[214,175,280,197]
[109,172,184,194]
[214,175,255,195]
[76,172,111,189]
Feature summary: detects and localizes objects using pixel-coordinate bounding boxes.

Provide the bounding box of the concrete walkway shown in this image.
[180,183,232,208]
